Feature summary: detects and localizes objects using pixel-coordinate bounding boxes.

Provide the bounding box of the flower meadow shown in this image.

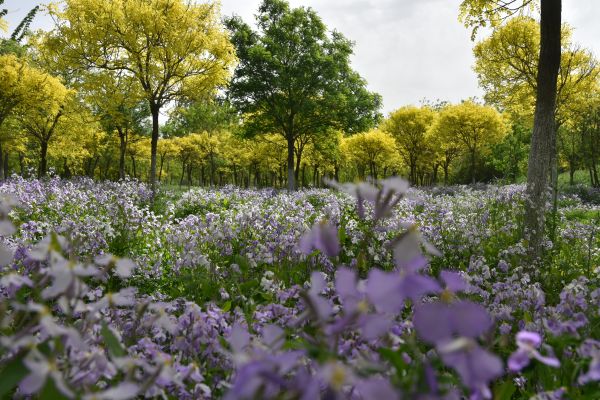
[0,177,599,400]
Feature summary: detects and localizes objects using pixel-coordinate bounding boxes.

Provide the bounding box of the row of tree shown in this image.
[0,0,599,193]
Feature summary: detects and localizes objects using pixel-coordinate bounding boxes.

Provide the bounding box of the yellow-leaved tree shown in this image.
[343,130,400,180]
[45,0,236,190]
[0,54,56,178]
[11,66,72,177]
[383,106,436,185]
[430,101,507,184]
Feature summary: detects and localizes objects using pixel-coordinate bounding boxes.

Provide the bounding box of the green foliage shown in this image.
[225,0,381,189]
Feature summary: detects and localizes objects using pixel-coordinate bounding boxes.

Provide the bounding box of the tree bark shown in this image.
[3,151,8,179]
[0,141,4,181]
[149,105,160,192]
[524,0,562,259]
[470,149,476,184]
[118,127,127,180]
[39,141,48,178]
[287,136,295,191]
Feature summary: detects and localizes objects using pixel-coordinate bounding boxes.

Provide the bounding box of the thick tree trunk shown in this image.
[524,0,562,259]
[287,136,295,191]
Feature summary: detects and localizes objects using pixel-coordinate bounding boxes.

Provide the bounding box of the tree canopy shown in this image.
[225,0,382,190]
[44,0,236,190]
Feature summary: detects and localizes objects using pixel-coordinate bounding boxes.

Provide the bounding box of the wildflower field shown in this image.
[0,177,599,399]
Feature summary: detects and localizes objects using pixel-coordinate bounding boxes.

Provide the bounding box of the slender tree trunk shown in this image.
[39,140,48,178]
[0,141,4,181]
[294,149,303,186]
[180,161,185,186]
[159,155,165,182]
[210,153,215,187]
[3,151,9,179]
[443,164,449,185]
[130,154,137,179]
[524,0,562,259]
[471,149,476,184]
[233,164,238,186]
[287,136,295,191]
[301,164,306,188]
[19,152,24,176]
[118,128,127,180]
[569,162,575,186]
[149,105,160,192]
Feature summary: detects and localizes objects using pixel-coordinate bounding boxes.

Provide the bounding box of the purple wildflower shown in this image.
[508,331,560,372]
[299,220,340,257]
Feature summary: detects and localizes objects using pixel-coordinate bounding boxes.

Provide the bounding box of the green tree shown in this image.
[489,120,531,183]
[225,0,381,191]
[45,0,236,191]
[164,97,239,138]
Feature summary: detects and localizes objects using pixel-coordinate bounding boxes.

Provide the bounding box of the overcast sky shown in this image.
[2,0,599,116]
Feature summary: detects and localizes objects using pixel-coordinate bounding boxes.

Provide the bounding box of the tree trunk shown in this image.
[0,141,4,180]
[159,155,165,182]
[19,152,24,176]
[294,150,303,186]
[287,136,295,191]
[130,154,137,179]
[118,128,127,180]
[569,163,575,186]
[334,162,339,182]
[3,151,9,179]
[443,164,449,185]
[209,153,215,187]
[233,164,238,186]
[149,106,160,192]
[39,141,48,178]
[180,161,186,186]
[301,164,306,188]
[471,149,477,184]
[524,0,562,259]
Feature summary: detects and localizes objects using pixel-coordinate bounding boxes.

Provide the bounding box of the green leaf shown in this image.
[100,321,126,358]
[493,380,517,400]
[40,376,70,400]
[378,348,408,373]
[0,354,28,399]
[222,300,232,312]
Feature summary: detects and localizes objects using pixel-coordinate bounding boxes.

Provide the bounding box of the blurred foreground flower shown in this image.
[508,331,560,372]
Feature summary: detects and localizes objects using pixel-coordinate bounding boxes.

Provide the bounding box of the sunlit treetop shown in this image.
[459,0,538,39]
